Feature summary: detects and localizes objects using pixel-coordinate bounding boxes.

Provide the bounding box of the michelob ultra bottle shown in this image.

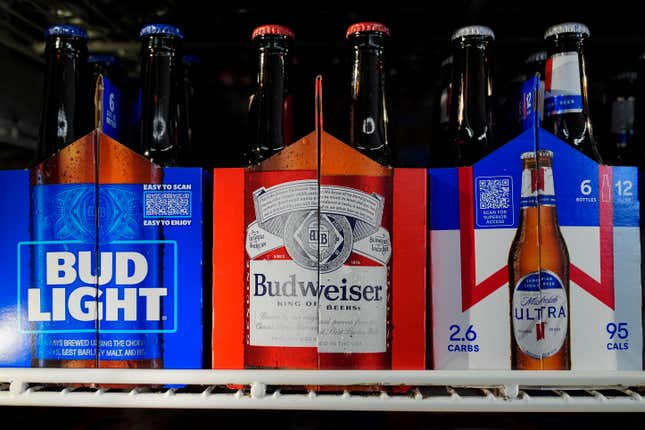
[448,25,495,166]
[543,23,602,163]
[508,150,570,370]
[31,24,95,368]
[140,24,184,167]
[348,22,392,166]
[246,24,294,165]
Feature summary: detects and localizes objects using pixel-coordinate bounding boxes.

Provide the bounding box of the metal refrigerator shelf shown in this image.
[1,369,645,412]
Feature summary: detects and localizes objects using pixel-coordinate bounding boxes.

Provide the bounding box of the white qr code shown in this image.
[478,178,511,210]
[145,191,191,217]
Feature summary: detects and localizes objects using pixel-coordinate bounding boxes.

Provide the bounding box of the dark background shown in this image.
[2,0,645,426]
[1,1,644,169]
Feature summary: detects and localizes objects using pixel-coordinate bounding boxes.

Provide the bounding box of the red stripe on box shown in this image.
[392,168,426,369]
[212,168,246,368]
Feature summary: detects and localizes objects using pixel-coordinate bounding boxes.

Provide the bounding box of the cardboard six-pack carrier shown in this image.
[0,76,205,368]
[430,77,643,370]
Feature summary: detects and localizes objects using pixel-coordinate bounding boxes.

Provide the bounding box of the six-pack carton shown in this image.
[212,78,427,370]
[0,76,205,368]
[430,77,643,370]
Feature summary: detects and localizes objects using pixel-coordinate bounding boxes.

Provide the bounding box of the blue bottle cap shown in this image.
[44,24,88,40]
[139,24,184,39]
[88,54,119,65]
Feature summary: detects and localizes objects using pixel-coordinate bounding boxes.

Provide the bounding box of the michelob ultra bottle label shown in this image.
[520,165,555,207]
[246,173,391,353]
[545,52,583,116]
[25,183,175,361]
[512,270,568,359]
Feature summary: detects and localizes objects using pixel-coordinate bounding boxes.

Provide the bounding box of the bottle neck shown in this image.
[140,35,183,167]
[39,36,89,163]
[520,160,556,209]
[449,36,494,166]
[349,33,391,166]
[248,37,292,165]
[544,34,600,161]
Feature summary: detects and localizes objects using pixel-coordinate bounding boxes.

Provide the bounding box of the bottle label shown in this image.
[545,52,583,116]
[512,271,568,359]
[26,184,175,361]
[520,165,555,208]
[246,175,391,353]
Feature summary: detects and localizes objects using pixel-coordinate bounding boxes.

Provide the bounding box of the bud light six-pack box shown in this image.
[212,78,427,370]
[0,76,205,368]
[430,76,642,370]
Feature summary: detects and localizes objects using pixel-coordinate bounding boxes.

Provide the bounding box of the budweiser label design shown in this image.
[512,270,568,359]
[245,174,391,356]
[545,52,582,116]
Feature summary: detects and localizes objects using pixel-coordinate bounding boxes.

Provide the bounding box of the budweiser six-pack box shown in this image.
[430,77,643,370]
[212,78,427,369]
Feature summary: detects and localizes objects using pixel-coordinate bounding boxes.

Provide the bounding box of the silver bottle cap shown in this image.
[451,25,495,41]
[544,22,590,39]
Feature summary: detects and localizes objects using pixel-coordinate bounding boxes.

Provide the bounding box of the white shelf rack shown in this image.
[2,369,645,412]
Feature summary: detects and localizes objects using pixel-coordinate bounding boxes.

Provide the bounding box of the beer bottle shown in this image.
[508,150,570,370]
[525,51,547,123]
[140,24,184,167]
[32,25,95,369]
[448,25,495,166]
[606,72,637,165]
[38,24,92,164]
[543,23,602,163]
[347,22,392,166]
[247,24,294,165]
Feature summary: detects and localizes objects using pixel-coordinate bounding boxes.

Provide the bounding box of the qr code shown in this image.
[145,191,191,217]
[478,177,511,210]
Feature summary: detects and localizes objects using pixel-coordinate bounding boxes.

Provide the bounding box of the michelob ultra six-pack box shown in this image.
[430,76,642,370]
[0,76,205,368]
[212,78,427,370]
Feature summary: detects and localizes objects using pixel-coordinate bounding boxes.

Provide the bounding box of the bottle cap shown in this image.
[521,150,554,160]
[252,24,294,40]
[451,25,495,41]
[140,24,184,39]
[346,22,390,38]
[544,22,590,39]
[525,51,547,64]
[88,54,119,65]
[45,24,88,40]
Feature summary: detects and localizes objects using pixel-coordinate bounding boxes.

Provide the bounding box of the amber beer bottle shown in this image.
[348,22,392,166]
[315,22,393,370]
[31,24,95,368]
[246,25,294,165]
[508,150,570,370]
[543,23,602,163]
[140,24,184,167]
[37,25,92,164]
[448,25,495,166]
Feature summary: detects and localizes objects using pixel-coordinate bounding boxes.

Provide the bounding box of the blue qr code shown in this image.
[145,191,191,217]
[478,178,511,210]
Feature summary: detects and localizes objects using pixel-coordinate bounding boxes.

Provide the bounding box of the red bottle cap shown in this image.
[346,22,390,38]
[252,24,295,40]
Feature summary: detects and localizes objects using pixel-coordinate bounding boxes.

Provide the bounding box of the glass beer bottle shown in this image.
[448,25,495,166]
[543,23,602,163]
[246,25,294,165]
[508,150,570,370]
